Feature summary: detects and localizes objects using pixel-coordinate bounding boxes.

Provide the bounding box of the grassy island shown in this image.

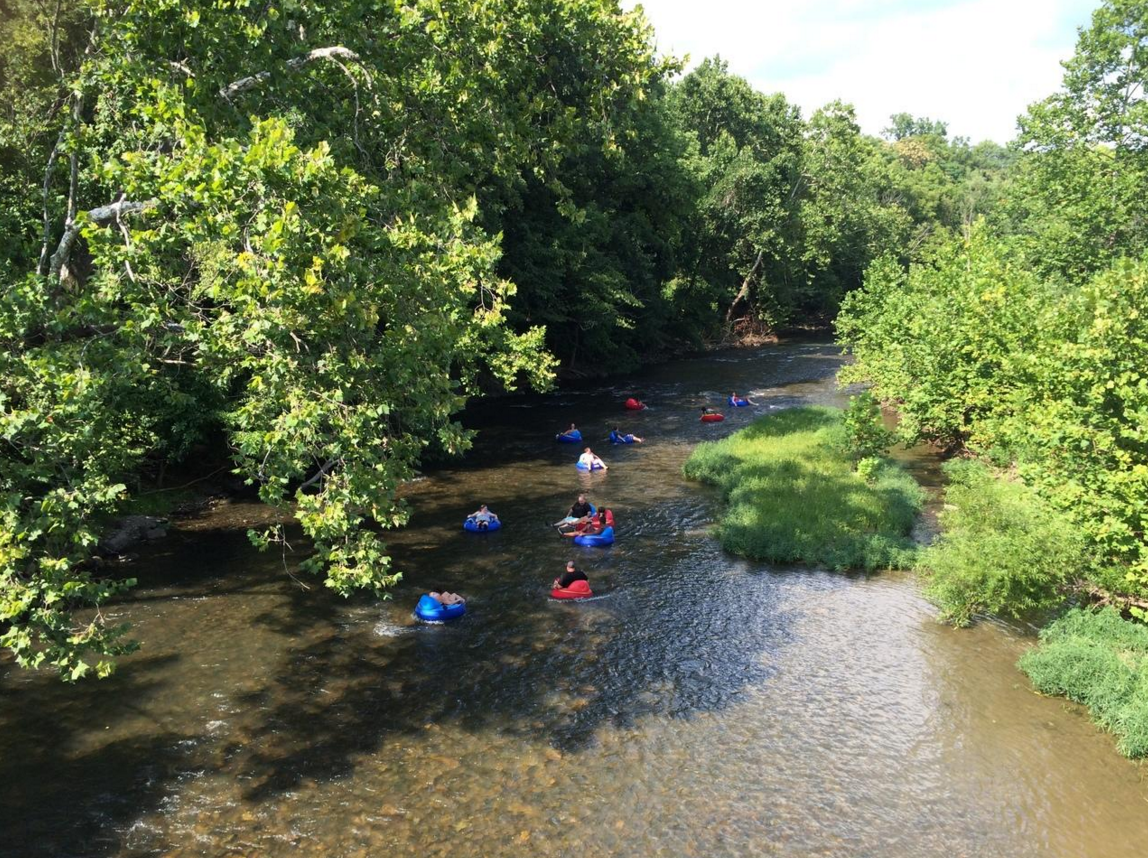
[683,407,923,571]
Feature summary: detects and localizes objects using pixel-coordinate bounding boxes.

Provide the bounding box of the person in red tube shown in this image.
[552,560,588,591]
[561,508,609,537]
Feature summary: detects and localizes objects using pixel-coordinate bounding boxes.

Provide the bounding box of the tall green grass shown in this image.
[683,407,923,570]
[1019,608,1148,758]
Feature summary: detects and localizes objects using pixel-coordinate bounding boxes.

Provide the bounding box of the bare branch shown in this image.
[219,46,362,101]
[726,249,765,323]
[48,199,157,282]
[112,194,138,283]
[49,0,63,74]
[298,458,339,492]
[38,123,69,275]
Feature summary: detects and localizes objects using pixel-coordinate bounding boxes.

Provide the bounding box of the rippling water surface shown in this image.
[3,341,1146,857]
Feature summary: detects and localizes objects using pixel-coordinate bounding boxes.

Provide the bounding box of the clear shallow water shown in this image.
[2,341,1146,858]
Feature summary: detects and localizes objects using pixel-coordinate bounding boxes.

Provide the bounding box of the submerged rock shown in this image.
[99,515,168,555]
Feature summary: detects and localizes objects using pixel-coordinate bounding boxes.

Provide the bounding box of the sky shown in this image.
[624,0,1100,144]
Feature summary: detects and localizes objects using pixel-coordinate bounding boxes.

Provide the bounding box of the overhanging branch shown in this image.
[48,198,157,282]
[219,46,362,101]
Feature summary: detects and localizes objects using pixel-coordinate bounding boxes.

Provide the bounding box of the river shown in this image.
[2,340,1146,858]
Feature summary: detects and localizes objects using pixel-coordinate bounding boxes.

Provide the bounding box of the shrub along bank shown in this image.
[917,460,1087,627]
[682,406,923,571]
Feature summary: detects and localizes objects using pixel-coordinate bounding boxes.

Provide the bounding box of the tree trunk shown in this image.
[726,249,764,323]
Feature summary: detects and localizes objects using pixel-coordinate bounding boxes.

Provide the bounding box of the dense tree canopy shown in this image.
[0,0,668,678]
[2,0,1120,681]
[839,0,1148,613]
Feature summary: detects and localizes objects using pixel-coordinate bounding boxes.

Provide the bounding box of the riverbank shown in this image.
[682,406,923,570]
[1019,608,1148,758]
[915,459,1148,759]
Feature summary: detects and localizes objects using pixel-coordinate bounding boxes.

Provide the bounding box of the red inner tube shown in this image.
[624,398,646,410]
[572,509,615,533]
[701,413,725,422]
[550,579,593,600]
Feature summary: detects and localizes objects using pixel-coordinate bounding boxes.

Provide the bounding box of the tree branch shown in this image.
[726,249,765,322]
[48,199,157,282]
[218,46,362,101]
[38,123,69,275]
[297,458,339,492]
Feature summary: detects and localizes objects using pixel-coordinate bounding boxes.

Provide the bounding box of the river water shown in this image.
[2,341,1146,858]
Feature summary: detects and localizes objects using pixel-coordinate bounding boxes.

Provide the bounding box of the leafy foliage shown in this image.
[0,0,663,678]
[841,391,895,462]
[837,226,1048,448]
[683,407,923,571]
[838,220,1148,604]
[1008,0,1148,282]
[918,461,1085,626]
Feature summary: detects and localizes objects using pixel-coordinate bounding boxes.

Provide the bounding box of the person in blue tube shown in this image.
[429,587,465,606]
[466,504,499,530]
[609,426,644,444]
[578,447,608,470]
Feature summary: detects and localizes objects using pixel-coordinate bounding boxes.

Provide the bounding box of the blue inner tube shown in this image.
[415,594,466,622]
[576,460,605,471]
[573,526,615,547]
[609,431,635,444]
[556,429,583,443]
[464,517,501,532]
[728,397,750,407]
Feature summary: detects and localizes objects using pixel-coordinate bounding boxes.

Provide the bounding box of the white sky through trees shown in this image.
[627,0,1098,143]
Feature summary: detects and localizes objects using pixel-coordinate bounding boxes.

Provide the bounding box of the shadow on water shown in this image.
[0,655,187,858]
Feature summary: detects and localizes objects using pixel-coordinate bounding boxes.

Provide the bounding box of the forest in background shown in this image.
[0,0,1143,695]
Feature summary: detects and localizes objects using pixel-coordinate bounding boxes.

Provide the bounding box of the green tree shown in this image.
[882,112,948,141]
[0,0,665,678]
[837,226,1047,450]
[800,101,912,315]
[1009,0,1148,282]
[667,58,806,331]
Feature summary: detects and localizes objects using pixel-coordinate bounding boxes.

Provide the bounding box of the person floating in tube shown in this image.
[552,560,588,591]
[466,504,499,530]
[578,447,608,471]
[561,508,610,538]
[428,587,465,606]
[609,426,643,444]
